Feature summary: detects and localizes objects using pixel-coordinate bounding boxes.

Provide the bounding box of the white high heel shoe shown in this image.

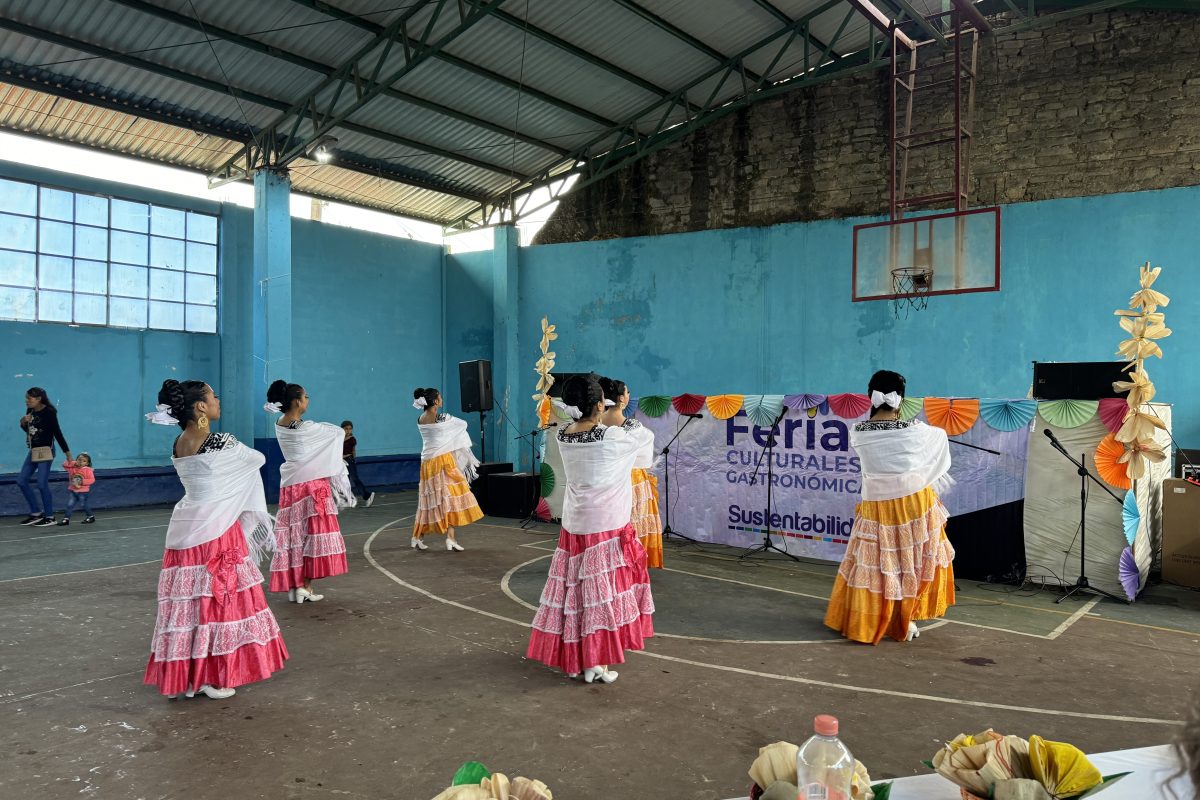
[186,685,236,699]
[287,588,296,603]
[906,621,921,641]
[411,537,429,551]
[583,666,619,684]
[295,587,324,604]
[446,538,464,552]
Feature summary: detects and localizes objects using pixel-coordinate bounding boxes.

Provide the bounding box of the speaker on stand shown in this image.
[459,359,493,460]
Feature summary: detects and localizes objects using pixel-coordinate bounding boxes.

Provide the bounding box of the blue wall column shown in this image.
[252,169,292,496]
[491,225,521,467]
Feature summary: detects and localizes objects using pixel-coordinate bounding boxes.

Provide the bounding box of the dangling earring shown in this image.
[197,413,209,430]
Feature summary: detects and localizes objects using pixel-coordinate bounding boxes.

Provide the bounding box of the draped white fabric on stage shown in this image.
[1023,404,1171,599]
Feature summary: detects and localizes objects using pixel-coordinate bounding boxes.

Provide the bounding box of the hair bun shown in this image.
[413,388,426,400]
[267,379,288,404]
[157,379,185,412]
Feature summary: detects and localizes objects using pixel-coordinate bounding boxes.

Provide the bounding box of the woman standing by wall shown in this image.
[143,379,288,700]
[266,380,352,604]
[17,387,71,527]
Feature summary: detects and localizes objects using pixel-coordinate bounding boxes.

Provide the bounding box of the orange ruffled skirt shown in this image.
[630,468,663,569]
[413,452,483,536]
[824,486,955,644]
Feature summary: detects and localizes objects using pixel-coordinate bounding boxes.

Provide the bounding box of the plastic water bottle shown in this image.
[796,714,855,800]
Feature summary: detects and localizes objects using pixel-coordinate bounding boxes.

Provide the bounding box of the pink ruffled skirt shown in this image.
[269,477,349,592]
[526,522,655,674]
[143,521,288,695]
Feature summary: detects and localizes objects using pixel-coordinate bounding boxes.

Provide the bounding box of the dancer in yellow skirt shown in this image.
[412,387,483,552]
[600,376,663,568]
[824,370,955,644]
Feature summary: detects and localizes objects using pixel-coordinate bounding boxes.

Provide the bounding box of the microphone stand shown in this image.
[739,408,800,563]
[515,423,556,530]
[660,414,702,545]
[1042,428,1126,604]
[949,439,1001,456]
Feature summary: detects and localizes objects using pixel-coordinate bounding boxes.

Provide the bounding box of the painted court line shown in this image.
[1,523,167,543]
[366,519,1179,725]
[0,559,160,583]
[0,669,145,705]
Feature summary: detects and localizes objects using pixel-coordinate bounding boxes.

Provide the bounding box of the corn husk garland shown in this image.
[930,730,1105,799]
[532,317,558,427]
[431,773,552,800]
[1112,263,1171,481]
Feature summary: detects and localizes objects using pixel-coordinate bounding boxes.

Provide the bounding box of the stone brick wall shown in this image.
[534,11,1200,244]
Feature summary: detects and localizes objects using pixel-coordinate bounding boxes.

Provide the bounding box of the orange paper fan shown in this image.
[923,398,981,436]
[1095,433,1132,490]
[706,394,745,420]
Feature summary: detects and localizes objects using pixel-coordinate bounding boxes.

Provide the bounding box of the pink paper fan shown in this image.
[1098,398,1130,435]
[534,497,552,522]
[827,393,871,420]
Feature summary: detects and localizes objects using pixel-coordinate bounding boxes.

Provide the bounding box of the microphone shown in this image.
[684,413,704,419]
[1043,428,1057,441]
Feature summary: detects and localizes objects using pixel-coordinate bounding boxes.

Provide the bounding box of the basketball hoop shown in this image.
[891,266,933,318]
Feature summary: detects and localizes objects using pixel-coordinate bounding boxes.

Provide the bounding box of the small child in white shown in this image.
[60,452,96,525]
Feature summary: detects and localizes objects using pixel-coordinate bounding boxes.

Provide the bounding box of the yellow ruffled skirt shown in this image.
[824,486,955,644]
[631,468,663,569]
[413,452,484,536]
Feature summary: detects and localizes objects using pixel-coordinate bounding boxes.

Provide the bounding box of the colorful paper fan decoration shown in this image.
[1094,433,1132,490]
[672,393,706,416]
[1037,399,1099,429]
[534,497,552,523]
[784,393,826,411]
[1122,489,1140,547]
[923,398,981,436]
[539,462,556,497]
[743,395,785,427]
[899,395,924,421]
[1119,546,1140,601]
[1098,397,1130,435]
[978,398,1037,432]
[706,394,745,420]
[827,393,871,420]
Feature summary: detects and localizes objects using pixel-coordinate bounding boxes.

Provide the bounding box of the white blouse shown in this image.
[557,422,655,534]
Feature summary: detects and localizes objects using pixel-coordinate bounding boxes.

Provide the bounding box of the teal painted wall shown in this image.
[290,218,444,456]
[518,186,1200,446]
[443,249,497,458]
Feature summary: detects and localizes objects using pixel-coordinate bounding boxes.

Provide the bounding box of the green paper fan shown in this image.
[1038,399,1099,429]
[637,395,671,418]
[900,396,924,421]
[540,462,555,497]
[452,762,490,786]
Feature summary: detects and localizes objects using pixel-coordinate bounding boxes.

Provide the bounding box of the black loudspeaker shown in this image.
[470,461,513,515]
[547,372,588,399]
[1032,361,1130,401]
[487,471,537,519]
[459,359,493,412]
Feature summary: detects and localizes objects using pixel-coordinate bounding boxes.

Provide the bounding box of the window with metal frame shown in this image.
[0,177,218,333]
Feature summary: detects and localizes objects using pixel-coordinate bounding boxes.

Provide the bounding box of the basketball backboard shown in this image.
[852,207,1001,302]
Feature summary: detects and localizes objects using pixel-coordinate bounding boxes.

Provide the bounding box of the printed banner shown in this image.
[542,400,1031,563]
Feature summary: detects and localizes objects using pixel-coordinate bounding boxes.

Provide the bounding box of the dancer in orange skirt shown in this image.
[824,370,956,644]
[599,376,663,568]
[143,380,287,700]
[412,387,483,551]
[266,380,353,604]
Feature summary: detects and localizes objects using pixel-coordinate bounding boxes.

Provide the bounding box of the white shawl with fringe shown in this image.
[275,420,357,509]
[168,439,274,561]
[850,420,953,502]
[418,414,480,482]
[558,423,656,534]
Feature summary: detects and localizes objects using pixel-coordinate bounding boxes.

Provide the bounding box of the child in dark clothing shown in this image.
[341,420,375,507]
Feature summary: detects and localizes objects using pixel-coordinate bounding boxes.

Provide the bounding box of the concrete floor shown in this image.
[2,493,1197,799]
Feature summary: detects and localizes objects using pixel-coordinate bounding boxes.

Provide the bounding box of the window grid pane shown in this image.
[5,181,217,333]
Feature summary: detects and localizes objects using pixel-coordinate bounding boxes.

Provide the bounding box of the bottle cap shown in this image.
[814,714,838,736]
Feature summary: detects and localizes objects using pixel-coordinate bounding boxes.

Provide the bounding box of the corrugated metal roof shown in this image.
[0,0,903,224]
